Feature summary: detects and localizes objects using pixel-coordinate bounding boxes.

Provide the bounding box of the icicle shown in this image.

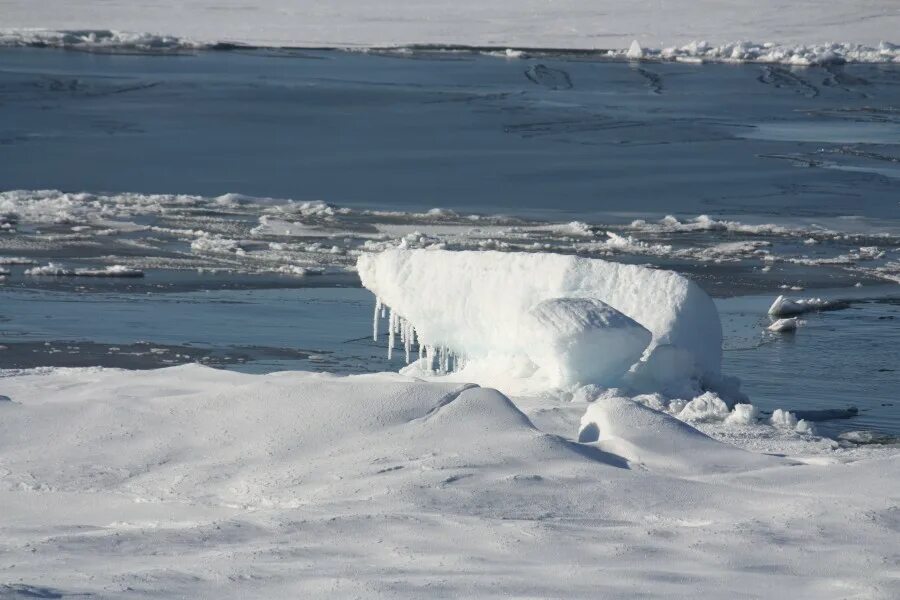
[372,297,382,341]
[403,320,412,364]
[387,308,396,360]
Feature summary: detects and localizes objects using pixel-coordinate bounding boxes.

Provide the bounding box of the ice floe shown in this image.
[768,294,849,317]
[359,248,723,396]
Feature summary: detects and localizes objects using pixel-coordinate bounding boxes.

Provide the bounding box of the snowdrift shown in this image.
[1,364,898,597]
[358,248,723,395]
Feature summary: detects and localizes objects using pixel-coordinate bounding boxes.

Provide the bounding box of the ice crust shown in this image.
[358,248,722,395]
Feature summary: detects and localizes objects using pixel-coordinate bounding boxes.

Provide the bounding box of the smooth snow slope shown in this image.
[1,1,899,60]
[1,365,897,598]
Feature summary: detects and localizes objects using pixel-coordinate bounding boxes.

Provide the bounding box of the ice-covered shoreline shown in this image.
[2,28,899,65]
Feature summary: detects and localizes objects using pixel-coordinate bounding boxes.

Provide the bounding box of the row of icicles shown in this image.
[373,297,463,373]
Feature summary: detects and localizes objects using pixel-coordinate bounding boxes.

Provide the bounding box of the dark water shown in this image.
[2,47,899,221]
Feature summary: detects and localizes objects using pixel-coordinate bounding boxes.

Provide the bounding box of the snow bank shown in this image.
[578,392,786,475]
[1,1,898,64]
[358,248,722,395]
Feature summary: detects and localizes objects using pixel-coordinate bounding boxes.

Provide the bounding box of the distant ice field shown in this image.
[1,0,899,64]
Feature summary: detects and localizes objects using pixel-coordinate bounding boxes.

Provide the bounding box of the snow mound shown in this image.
[358,248,723,395]
[578,393,788,475]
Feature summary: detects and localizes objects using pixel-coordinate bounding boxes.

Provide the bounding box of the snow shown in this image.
[358,248,723,395]
[1,1,899,64]
[1,363,897,597]
[768,294,849,317]
[523,298,651,388]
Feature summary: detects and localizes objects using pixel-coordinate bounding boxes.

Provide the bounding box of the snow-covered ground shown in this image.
[2,364,897,598]
[1,1,899,63]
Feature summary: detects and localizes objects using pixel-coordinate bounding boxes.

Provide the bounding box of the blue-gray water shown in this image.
[0,47,897,439]
[2,47,899,220]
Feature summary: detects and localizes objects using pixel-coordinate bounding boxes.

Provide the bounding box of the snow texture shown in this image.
[1,364,896,598]
[1,1,899,64]
[358,248,722,395]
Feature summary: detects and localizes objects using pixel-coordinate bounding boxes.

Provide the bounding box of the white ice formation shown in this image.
[768,294,848,317]
[358,248,723,396]
[767,317,800,333]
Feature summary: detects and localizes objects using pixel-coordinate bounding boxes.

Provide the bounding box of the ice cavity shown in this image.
[358,248,723,395]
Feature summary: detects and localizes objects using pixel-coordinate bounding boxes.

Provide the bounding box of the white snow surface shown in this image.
[0,364,897,598]
[358,248,723,395]
[1,1,899,64]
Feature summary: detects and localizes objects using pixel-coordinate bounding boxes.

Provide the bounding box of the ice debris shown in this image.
[768,295,849,317]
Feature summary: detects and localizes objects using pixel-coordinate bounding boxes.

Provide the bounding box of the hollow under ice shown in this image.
[358,248,726,396]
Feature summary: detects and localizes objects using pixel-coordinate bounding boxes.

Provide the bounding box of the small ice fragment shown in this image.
[767,317,799,333]
[676,392,730,423]
[769,408,798,429]
[724,403,759,425]
[795,419,816,435]
[627,40,644,59]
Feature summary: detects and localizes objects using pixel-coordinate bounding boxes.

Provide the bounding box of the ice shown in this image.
[523,298,651,388]
[0,29,200,50]
[626,40,644,59]
[359,248,723,395]
[23,263,144,277]
[768,408,815,434]
[3,190,898,284]
[768,294,849,317]
[2,2,899,65]
[767,317,800,332]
